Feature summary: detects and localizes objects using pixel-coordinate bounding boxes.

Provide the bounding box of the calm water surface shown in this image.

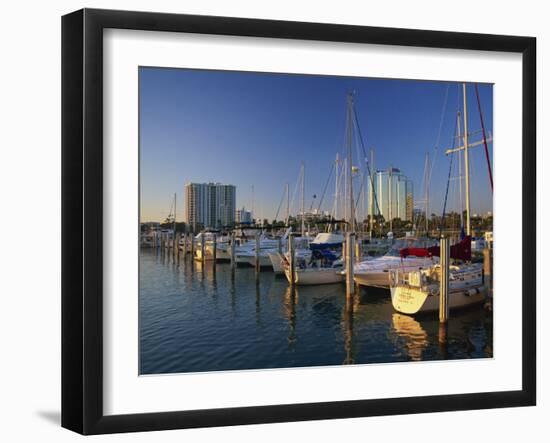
[139,250,493,374]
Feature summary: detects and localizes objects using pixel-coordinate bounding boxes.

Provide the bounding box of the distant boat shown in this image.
[233,236,281,267]
[193,232,231,261]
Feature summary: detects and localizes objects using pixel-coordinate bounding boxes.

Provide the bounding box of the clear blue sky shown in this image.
[139,67,493,223]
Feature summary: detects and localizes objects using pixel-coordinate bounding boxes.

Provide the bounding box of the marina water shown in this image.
[140,249,493,375]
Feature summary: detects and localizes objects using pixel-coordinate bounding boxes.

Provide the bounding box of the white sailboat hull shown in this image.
[353,271,393,288]
[390,263,486,314]
[391,285,486,314]
[352,256,438,288]
[284,267,344,285]
[238,253,274,268]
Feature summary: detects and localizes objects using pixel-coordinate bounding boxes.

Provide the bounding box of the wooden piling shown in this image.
[288,235,296,287]
[176,233,181,263]
[255,231,261,275]
[483,246,493,299]
[182,233,187,259]
[230,231,236,272]
[212,233,217,262]
[345,232,356,296]
[439,237,450,323]
[190,234,195,260]
[201,235,206,263]
[355,235,362,261]
[438,323,448,354]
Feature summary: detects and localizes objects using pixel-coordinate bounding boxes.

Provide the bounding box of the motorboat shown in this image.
[284,249,344,285]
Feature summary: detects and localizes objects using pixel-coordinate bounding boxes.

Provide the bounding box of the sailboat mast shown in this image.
[335,153,339,222]
[457,111,464,229]
[462,83,471,236]
[343,158,347,226]
[251,185,255,226]
[301,161,305,236]
[424,152,429,234]
[389,166,393,232]
[285,182,290,226]
[369,149,374,238]
[173,192,177,234]
[347,93,355,233]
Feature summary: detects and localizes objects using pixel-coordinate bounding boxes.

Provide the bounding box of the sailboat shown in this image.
[390,261,486,314]
[284,94,360,286]
[389,83,492,315]
[352,236,440,288]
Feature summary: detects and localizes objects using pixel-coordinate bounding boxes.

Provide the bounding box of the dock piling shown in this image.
[483,246,493,300]
[355,235,362,260]
[176,233,181,263]
[212,233,217,263]
[439,237,450,323]
[230,231,236,273]
[190,234,195,260]
[255,231,261,276]
[288,235,296,287]
[201,235,206,263]
[345,232,356,296]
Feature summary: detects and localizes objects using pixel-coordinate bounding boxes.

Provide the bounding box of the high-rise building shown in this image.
[369,168,413,222]
[185,182,236,231]
[235,207,253,224]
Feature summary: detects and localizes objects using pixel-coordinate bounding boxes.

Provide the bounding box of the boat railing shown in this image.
[390,267,435,291]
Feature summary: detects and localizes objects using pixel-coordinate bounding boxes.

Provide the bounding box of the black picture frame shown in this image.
[62,8,536,435]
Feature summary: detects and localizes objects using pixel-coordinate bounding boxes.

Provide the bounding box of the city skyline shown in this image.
[139,67,493,223]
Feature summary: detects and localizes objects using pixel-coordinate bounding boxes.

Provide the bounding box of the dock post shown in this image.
[355,235,362,261]
[190,234,195,260]
[345,232,356,296]
[176,232,181,263]
[173,232,177,261]
[212,233,217,263]
[483,245,493,300]
[439,237,450,323]
[255,231,261,276]
[288,235,296,287]
[201,235,206,263]
[182,233,187,259]
[230,231,236,273]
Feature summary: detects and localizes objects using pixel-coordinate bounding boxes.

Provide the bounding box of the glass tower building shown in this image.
[370,168,413,222]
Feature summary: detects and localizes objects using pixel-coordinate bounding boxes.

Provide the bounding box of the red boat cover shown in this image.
[400,236,471,261]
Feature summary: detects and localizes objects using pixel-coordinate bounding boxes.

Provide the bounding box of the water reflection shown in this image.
[342,294,355,365]
[391,313,429,361]
[282,286,297,347]
[139,249,493,374]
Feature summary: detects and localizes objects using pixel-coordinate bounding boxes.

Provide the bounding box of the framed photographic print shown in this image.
[61,8,536,435]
